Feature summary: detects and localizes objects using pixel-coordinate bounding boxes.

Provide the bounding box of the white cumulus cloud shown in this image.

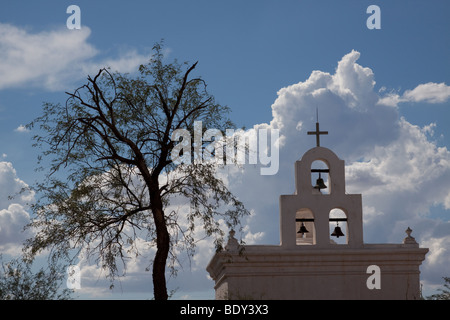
[0,204,32,255]
[403,82,450,104]
[14,124,30,133]
[0,162,34,255]
[378,82,450,106]
[0,23,150,91]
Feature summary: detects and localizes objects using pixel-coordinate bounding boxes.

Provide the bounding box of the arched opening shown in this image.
[296,208,315,245]
[311,160,329,194]
[329,208,348,245]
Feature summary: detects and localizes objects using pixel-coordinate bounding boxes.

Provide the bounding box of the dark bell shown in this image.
[297,222,309,234]
[313,173,327,190]
[331,226,344,238]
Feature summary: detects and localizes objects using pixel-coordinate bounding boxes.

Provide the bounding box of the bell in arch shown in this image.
[331,222,345,238]
[313,173,327,190]
[297,222,309,235]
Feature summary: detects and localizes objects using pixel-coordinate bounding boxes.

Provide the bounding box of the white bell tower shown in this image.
[280,116,363,248]
[207,115,428,300]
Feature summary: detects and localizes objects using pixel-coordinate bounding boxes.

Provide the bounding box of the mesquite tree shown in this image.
[25,43,249,300]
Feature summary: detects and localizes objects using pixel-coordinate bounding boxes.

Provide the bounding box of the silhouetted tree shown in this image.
[25,42,248,300]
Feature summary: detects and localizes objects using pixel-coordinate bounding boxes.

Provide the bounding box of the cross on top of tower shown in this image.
[307,108,328,147]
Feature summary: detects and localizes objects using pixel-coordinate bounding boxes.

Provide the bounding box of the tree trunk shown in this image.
[134,151,170,300]
[150,190,170,300]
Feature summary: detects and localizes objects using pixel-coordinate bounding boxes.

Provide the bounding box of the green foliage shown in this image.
[427,277,450,300]
[0,255,72,300]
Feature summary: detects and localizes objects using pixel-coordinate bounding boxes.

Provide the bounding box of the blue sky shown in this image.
[0,1,449,299]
